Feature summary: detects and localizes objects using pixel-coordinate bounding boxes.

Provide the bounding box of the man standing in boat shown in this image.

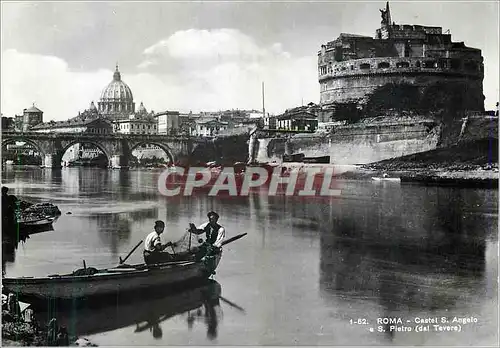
[189,211,225,259]
[2,186,18,234]
[143,220,174,264]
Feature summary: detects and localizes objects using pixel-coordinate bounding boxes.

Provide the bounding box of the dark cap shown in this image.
[207,211,219,219]
[155,220,165,227]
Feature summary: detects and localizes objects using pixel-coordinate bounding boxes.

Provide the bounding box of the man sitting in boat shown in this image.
[189,211,226,259]
[143,220,174,265]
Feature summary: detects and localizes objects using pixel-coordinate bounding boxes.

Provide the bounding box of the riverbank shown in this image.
[334,166,498,187]
[2,294,97,347]
[2,316,98,347]
[335,139,498,186]
[273,139,498,187]
[276,162,497,187]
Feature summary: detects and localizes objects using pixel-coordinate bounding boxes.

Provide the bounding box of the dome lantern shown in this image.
[113,63,121,81]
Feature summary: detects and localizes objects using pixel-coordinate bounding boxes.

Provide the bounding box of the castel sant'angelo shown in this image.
[318,2,484,116]
[252,2,496,165]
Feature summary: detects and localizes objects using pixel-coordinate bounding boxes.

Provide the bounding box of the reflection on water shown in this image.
[1,166,497,345]
[2,225,53,273]
[34,280,224,341]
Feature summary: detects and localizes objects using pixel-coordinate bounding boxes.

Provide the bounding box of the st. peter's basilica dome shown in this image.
[98,64,135,119]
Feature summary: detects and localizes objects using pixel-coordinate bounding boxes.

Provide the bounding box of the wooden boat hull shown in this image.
[3,254,221,300]
[18,216,58,232]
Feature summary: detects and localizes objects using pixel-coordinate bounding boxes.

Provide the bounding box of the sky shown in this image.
[1,0,499,121]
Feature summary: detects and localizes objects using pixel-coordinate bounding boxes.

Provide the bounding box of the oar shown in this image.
[119,240,143,265]
[220,233,247,247]
[219,296,246,313]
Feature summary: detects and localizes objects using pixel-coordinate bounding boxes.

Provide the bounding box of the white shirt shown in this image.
[198,222,225,248]
[144,231,161,252]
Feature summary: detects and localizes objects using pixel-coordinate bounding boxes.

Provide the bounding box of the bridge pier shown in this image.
[109,155,129,170]
[43,153,62,168]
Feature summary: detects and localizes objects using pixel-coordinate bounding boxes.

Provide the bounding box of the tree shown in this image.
[365,83,420,116]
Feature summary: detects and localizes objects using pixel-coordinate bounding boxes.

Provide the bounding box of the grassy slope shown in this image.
[364,139,498,171]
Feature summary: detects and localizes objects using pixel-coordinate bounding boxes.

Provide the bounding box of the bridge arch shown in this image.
[60,140,112,165]
[1,138,46,156]
[128,141,175,164]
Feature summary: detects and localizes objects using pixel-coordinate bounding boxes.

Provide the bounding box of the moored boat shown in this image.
[23,202,61,218]
[18,215,58,231]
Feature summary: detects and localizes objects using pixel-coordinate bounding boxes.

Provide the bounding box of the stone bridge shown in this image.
[1,131,203,168]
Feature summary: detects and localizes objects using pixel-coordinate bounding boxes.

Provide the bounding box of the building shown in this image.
[155,111,180,134]
[31,116,113,134]
[114,115,158,135]
[263,115,277,130]
[178,114,197,136]
[276,109,318,132]
[318,2,484,117]
[14,104,44,131]
[248,110,265,119]
[219,110,248,123]
[1,116,15,130]
[195,119,229,136]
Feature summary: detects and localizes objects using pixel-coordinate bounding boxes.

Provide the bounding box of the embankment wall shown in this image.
[255,118,442,164]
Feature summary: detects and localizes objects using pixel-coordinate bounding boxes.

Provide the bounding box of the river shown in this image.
[1,166,498,346]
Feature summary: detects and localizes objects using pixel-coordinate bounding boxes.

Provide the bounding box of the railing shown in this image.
[318,56,483,81]
[0,131,192,140]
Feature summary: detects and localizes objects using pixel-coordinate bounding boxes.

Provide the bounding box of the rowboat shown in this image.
[3,232,246,301]
[2,254,221,301]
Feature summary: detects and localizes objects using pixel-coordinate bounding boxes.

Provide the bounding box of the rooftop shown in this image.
[32,116,111,129]
[24,104,43,113]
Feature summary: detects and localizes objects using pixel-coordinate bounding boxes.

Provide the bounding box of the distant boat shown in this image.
[283,153,305,163]
[283,154,330,164]
[371,174,401,183]
[302,155,330,164]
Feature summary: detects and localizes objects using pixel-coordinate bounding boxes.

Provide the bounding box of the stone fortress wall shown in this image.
[317,6,485,111]
[319,56,484,107]
[254,116,442,164]
[252,113,497,165]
